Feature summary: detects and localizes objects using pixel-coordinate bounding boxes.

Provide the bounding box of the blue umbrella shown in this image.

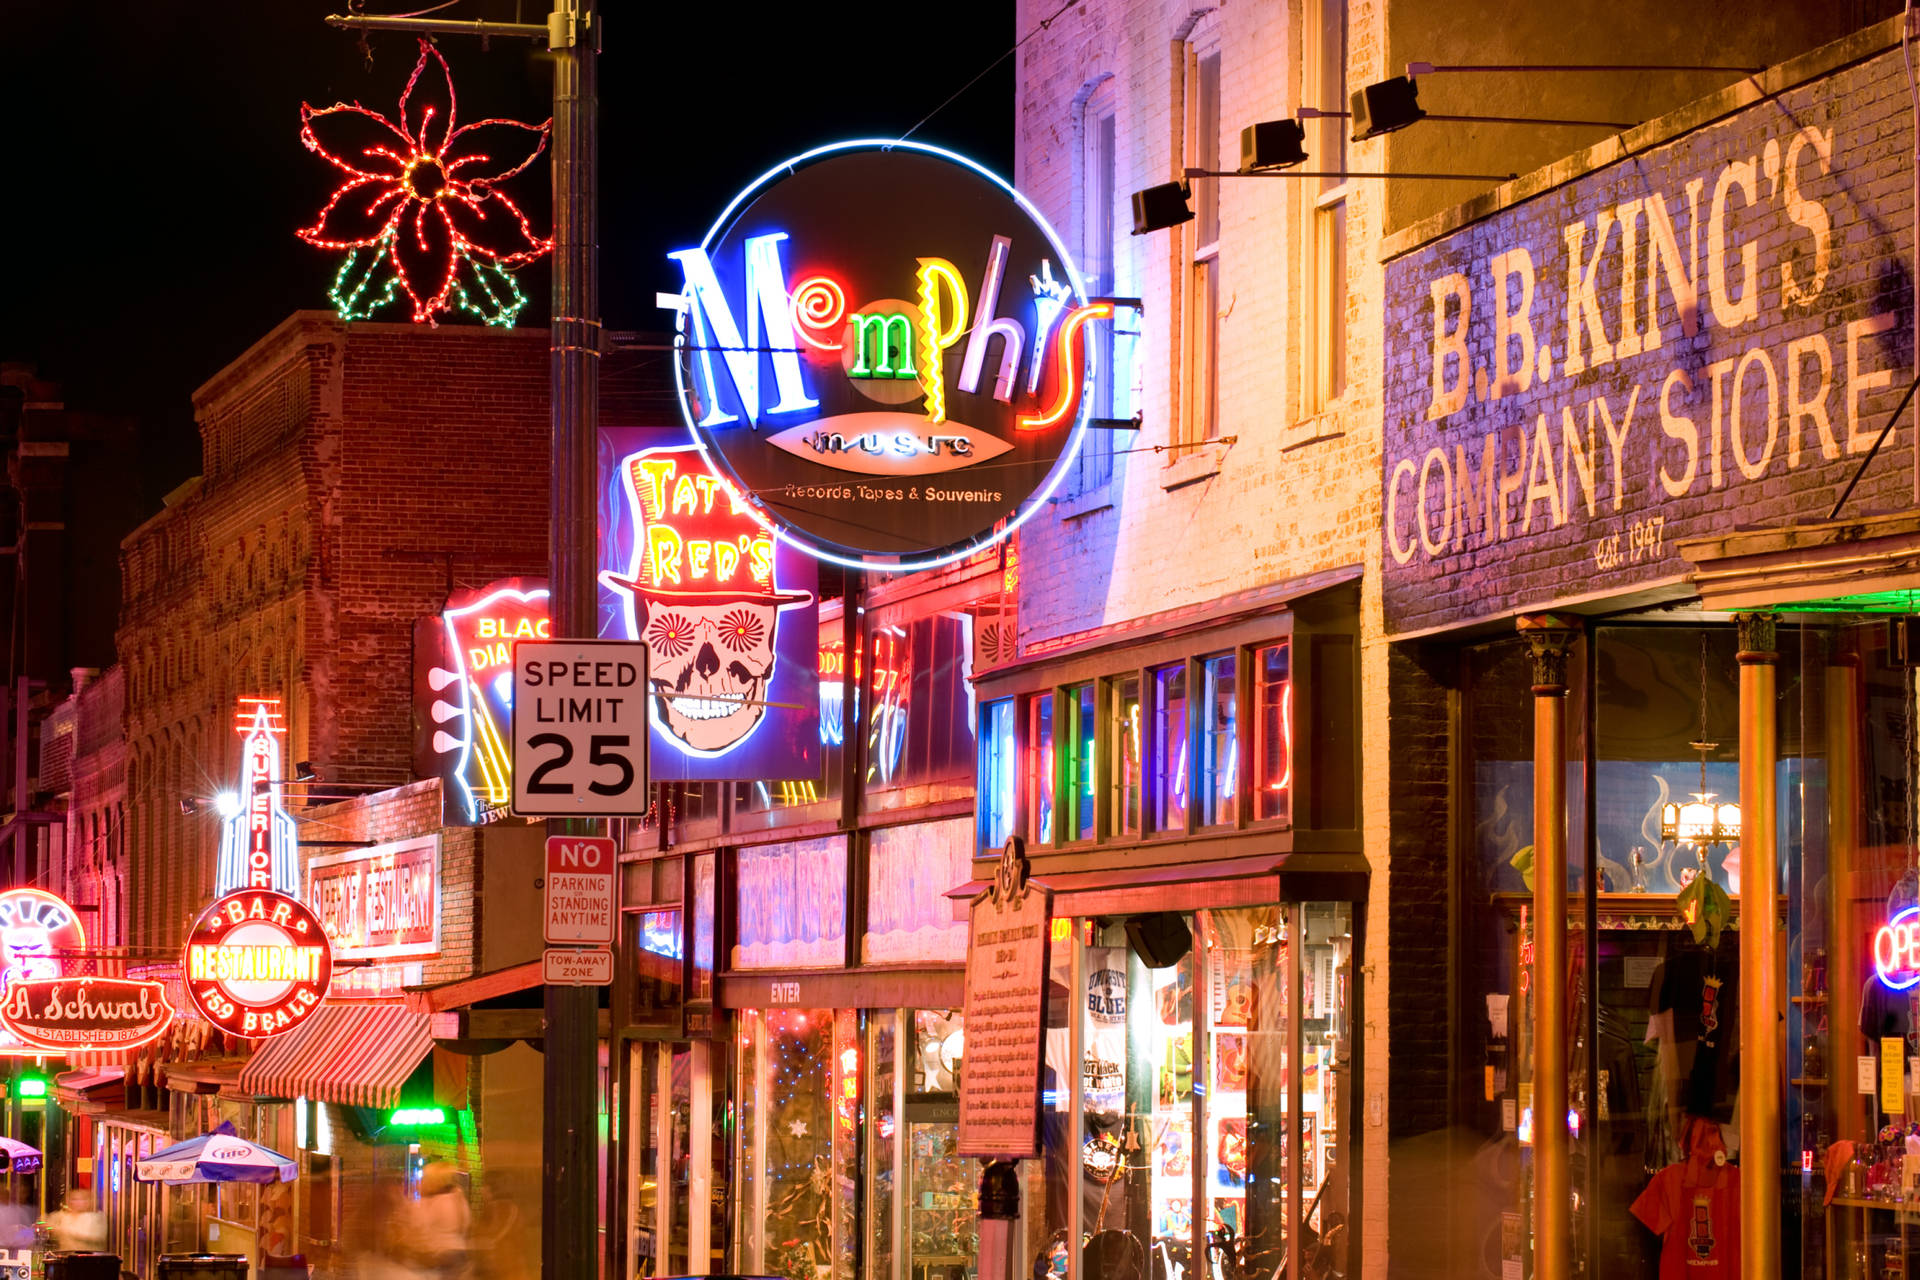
[134,1122,295,1185]
[0,1139,41,1175]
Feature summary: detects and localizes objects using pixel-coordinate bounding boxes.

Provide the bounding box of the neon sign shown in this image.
[597,429,820,780]
[0,977,174,1053]
[0,889,86,1055]
[1877,906,1920,990]
[216,698,299,897]
[185,890,333,1038]
[665,140,1109,570]
[417,579,551,824]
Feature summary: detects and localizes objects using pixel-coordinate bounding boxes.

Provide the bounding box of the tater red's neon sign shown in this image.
[1876,906,1920,990]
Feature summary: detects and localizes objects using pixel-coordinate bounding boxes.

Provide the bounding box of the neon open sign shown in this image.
[1877,906,1920,990]
[666,140,1110,569]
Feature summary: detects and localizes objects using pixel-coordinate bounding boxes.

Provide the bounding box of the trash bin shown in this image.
[44,1254,122,1280]
[155,1254,248,1280]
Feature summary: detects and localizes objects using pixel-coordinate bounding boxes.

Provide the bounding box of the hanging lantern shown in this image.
[1661,633,1741,851]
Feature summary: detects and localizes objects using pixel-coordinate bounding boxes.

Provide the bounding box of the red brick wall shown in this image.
[120,313,550,952]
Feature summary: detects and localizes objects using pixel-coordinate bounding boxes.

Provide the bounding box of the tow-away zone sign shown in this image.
[512,640,649,816]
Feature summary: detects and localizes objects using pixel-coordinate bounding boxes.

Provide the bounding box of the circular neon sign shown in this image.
[669,140,1108,570]
[1878,906,1920,990]
[184,890,332,1038]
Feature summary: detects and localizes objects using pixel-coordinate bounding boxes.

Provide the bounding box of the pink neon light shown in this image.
[1015,302,1112,432]
[789,275,847,352]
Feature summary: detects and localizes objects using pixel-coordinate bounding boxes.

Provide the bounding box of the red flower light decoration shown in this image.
[298,39,551,326]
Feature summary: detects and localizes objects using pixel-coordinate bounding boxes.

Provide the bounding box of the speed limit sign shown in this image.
[511,641,651,816]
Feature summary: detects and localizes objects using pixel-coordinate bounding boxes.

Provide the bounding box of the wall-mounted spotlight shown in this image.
[178,798,199,817]
[1239,120,1308,172]
[1130,181,1195,235]
[294,761,318,783]
[1350,76,1425,141]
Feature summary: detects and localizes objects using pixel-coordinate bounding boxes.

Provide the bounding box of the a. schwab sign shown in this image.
[1381,50,1912,636]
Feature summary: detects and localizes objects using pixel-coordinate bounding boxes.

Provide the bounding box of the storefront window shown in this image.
[1069,684,1097,841]
[1255,643,1291,823]
[1152,665,1190,833]
[865,818,973,964]
[739,1008,862,1280]
[868,613,976,791]
[1038,904,1356,1280]
[735,836,848,969]
[1114,676,1143,837]
[981,699,1016,849]
[1030,695,1056,845]
[1201,654,1237,827]
[746,609,848,813]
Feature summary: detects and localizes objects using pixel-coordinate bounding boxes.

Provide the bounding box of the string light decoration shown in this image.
[297,38,551,326]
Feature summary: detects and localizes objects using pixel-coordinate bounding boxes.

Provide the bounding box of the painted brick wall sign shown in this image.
[1381,50,1915,636]
[307,835,440,960]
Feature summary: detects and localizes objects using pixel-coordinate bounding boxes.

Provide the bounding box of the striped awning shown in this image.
[237,1003,433,1108]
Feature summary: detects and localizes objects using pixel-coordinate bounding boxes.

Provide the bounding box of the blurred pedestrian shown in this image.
[470,1183,531,1280]
[406,1162,472,1280]
[45,1189,105,1252]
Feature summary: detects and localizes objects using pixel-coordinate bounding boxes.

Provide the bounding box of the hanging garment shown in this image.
[1630,1119,1741,1279]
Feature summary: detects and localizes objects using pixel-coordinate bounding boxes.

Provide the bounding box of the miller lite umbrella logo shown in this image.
[184,890,332,1038]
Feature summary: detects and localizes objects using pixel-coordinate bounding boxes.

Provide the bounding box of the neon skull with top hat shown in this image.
[600,445,812,754]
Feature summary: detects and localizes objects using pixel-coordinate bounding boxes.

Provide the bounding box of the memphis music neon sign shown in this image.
[667,140,1112,569]
[217,698,299,897]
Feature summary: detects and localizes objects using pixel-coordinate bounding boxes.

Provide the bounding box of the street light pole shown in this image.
[320,4,603,1274]
[544,3,603,1280]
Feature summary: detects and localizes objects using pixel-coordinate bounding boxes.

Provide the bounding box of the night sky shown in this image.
[3,1,1014,511]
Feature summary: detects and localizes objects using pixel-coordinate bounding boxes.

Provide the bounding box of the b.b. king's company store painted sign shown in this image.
[666,140,1112,568]
[1381,51,1912,635]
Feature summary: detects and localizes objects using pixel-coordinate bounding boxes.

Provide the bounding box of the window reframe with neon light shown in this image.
[665,139,1113,572]
[971,620,1298,855]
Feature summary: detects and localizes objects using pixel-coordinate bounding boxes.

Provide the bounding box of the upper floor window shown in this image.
[1304,0,1350,412]
[1079,84,1123,493]
[1182,46,1223,448]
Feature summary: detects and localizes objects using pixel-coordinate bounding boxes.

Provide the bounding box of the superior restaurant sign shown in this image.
[1381,49,1912,636]
[957,840,1052,1158]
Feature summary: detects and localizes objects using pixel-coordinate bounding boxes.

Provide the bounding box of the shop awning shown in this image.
[946,850,1371,920]
[1681,510,1920,611]
[52,1067,125,1112]
[237,1002,433,1108]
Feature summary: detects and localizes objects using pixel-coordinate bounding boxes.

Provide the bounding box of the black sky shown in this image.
[2,1,1014,511]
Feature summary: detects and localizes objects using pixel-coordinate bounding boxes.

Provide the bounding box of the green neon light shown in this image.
[388,1107,448,1126]
[1768,590,1920,615]
[14,1075,48,1100]
[847,312,917,379]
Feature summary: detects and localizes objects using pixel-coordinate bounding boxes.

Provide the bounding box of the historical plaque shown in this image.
[957,838,1052,1158]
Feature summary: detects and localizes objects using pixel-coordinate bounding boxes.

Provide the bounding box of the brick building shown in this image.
[40,665,127,947]
[117,313,551,955]
[990,3,1900,1280]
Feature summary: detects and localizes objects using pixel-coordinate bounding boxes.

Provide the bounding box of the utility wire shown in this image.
[894,0,1082,145]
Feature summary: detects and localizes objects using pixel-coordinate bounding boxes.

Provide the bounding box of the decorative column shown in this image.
[1737,612,1780,1280]
[1518,614,1578,1280]
[1827,653,1864,1144]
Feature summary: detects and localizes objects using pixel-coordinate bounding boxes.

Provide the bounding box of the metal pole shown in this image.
[544,2,601,1279]
[1737,613,1780,1280]
[1518,615,1577,1280]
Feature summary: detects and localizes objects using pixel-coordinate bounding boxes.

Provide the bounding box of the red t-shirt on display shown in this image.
[1630,1159,1741,1278]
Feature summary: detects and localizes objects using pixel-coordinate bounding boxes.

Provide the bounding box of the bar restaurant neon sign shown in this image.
[185,890,333,1038]
[1877,906,1920,990]
[666,140,1110,570]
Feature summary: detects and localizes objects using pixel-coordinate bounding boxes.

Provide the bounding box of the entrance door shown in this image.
[627,1041,726,1277]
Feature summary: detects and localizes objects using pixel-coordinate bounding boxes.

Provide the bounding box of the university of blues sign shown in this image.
[1381,51,1912,635]
[666,140,1110,569]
